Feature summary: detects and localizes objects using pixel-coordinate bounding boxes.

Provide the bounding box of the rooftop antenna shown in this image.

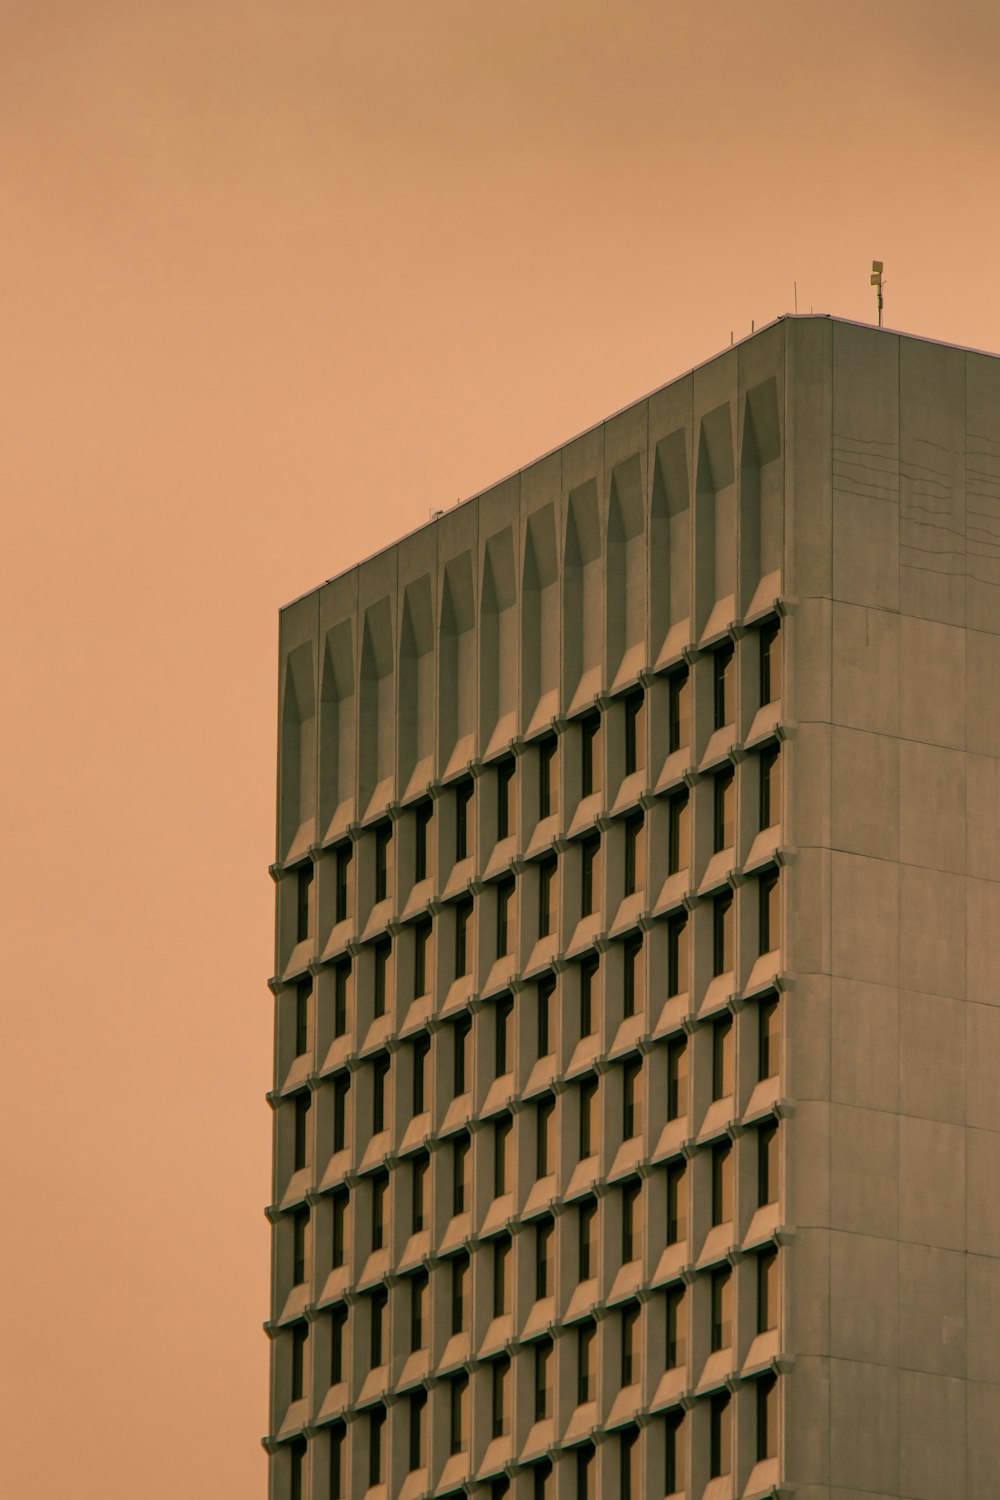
[870,260,885,326]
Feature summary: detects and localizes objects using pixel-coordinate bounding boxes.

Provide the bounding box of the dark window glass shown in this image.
[712,645,734,731]
[579,953,598,1037]
[289,1437,306,1500]
[493,1115,512,1197]
[412,1033,430,1115]
[710,1268,731,1351]
[411,1153,428,1232]
[663,1410,683,1494]
[374,823,392,903]
[448,1375,467,1453]
[581,712,601,797]
[496,877,514,959]
[537,974,555,1057]
[759,868,779,954]
[453,1016,471,1097]
[624,813,643,896]
[578,1198,597,1281]
[537,856,556,937]
[622,1058,642,1140]
[757,1248,778,1332]
[709,1391,731,1477]
[621,1179,640,1263]
[538,736,557,820]
[368,1407,385,1486]
[666,1162,686,1245]
[712,769,735,853]
[759,744,780,830]
[581,835,600,916]
[455,779,473,861]
[712,891,734,975]
[668,791,689,875]
[619,1426,638,1500]
[372,1055,389,1134]
[452,1136,469,1216]
[450,1254,469,1334]
[293,1092,311,1171]
[666,1037,687,1121]
[533,1459,552,1499]
[413,918,430,999]
[758,1121,778,1207]
[756,1374,778,1460]
[371,1172,387,1251]
[330,1305,347,1383]
[296,865,313,943]
[622,934,642,1018]
[408,1390,426,1471]
[292,1206,309,1285]
[665,1285,685,1368]
[294,981,311,1057]
[331,1191,347,1268]
[291,1321,308,1401]
[760,621,781,706]
[576,1324,594,1404]
[579,1077,598,1158]
[335,843,352,923]
[758,995,779,1081]
[534,1218,553,1300]
[454,897,472,979]
[533,1338,552,1421]
[491,1358,509,1437]
[414,800,433,883]
[410,1271,427,1350]
[329,1423,345,1500]
[495,995,512,1076]
[711,1142,732,1226]
[333,1073,350,1152]
[620,1306,639,1387]
[497,758,515,840]
[333,961,350,1037]
[536,1096,555,1179]
[576,1446,593,1500]
[373,939,390,1018]
[667,914,688,996]
[623,690,644,776]
[492,1236,511,1317]
[712,1015,734,1100]
[370,1286,387,1366]
[668,668,690,755]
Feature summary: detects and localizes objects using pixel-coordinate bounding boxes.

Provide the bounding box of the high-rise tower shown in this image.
[265,316,1000,1500]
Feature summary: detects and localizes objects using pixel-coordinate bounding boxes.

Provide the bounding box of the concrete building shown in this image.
[265,315,1000,1500]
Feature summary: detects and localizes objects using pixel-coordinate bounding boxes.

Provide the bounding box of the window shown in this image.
[452,1015,471,1097]
[580,835,600,916]
[334,843,352,923]
[532,1461,552,1500]
[371,1171,387,1251]
[373,938,390,1018]
[448,1375,467,1454]
[289,1437,305,1500]
[581,712,601,797]
[578,1199,597,1281]
[712,644,734,730]
[712,891,734,975]
[411,1153,428,1232]
[412,1033,430,1115]
[576,1323,595,1404]
[328,1423,345,1500]
[333,961,350,1037]
[621,1179,641,1263]
[622,934,642,1018]
[410,1271,427,1351]
[452,1136,470,1216]
[620,1304,640,1386]
[374,822,392,903]
[537,974,555,1058]
[496,877,514,959]
[668,668,690,754]
[371,1054,390,1134]
[538,736,557,820]
[666,1037,688,1121]
[624,813,644,896]
[492,1235,511,1316]
[295,864,313,942]
[536,1096,555,1179]
[493,1115,512,1197]
[533,1338,552,1421]
[666,1161,686,1244]
[622,1058,643,1140]
[711,1142,733,1226]
[759,744,780,830]
[576,1446,593,1500]
[759,868,779,954]
[756,1374,778,1459]
[711,1016,734,1100]
[757,1121,778,1206]
[368,1406,385,1486]
[712,769,735,852]
[537,855,557,937]
[329,1304,347,1383]
[759,620,781,706]
[370,1286,387,1366]
[534,1218,553,1300]
[758,995,779,1080]
[496,757,515,840]
[667,914,688,997]
[414,800,432,883]
[455,779,473,861]
[663,1410,685,1494]
[290,1320,308,1401]
[454,897,472,978]
[291,1206,309,1285]
[710,1268,732,1351]
[413,917,431,999]
[294,981,311,1058]
[332,1073,350,1152]
[408,1390,426,1471]
[757,1248,778,1332]
[623,690,645,776]
[579,1076,598,1159]
[665,1284,686,1368]
[619,1426,639,1500]
[293,1092,311,1171]
[667,791,690,875]
[450,1254,469,1334]
[579,954,598,1037]
[331,1190,347,1268]
[709,1391,731,1477]
[491,1358,510,1437]
[494,995,512,1076]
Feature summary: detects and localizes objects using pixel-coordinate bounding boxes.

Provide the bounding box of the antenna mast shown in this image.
[870,260,885,327]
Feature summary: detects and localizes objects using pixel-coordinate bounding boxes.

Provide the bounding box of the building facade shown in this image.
[265,315,1000,1500]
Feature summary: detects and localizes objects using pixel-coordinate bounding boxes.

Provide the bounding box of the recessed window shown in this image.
[290,1320,308,1401]
[494,995,513,1077]
[576,1324,595,1405]
[332,1072,350,1152]
[759,620,781,706]
[452,1015,471,1097]
[709,1390,731,1477]
[333,961,350,1037]
[666,1161,686,1245]
[490,1357,510,1437]
[293,1092,311,1172]
[291,1205,309,1285]
[372,937,390,1018]
[537,855,557,938]
[368,1406,385,1486]
[414,800,432,883]
[624,812,644,896]
[711,1016,734,1100]
[329,1304,347,1383]
[534,1217,553,1300]
[710,1267,732,1351]
[536,974,555,1058]
[496,757,516,841]
[370,1171,388,1251]
[538,736,558,820]
[758,995,779,1081]
[622,933,642,1019]
[411,1153,428,1233]
[369,1285,387,1367]
[451,1136,470,1216]
[621,1179,641,1263]
[712,644,734,731]
[576,1445,593,1500]
[334,843,352,923]
[371,1054,389,1135]
[532,1461,552,1500]
[619,1426,639,1500]
[668,791,690,875]
[533,1338,552,1421]
[667,913,688,997]
[581,712,601,797]
[623,690,645,777]
[759,744,781,830]
[413,917,431,1000]
[579,953,599,1038]
[410,1271,427,1351]
[294,980,311,1058]
[711,1141,733,1226]
[289,1437,306,1500]
[412,1033,430,1116]
[759,868,779,954]
[330,1190,347,1268]
[496,877,514,959]
[408,1389,426,1472]
[579,1076,598,1159]
[668,667,690,754]
[493,1115,512,1197]
[622,1057,643,1140]
[666,1037,688,1122]
[295,864,313,943]
[450,1253,469,1334]
[712,769,735,853]
[756,1373,778,1460]
[374,822,392,904]
[492,1235,511,1317]
[757,1121,778,1207]
[536,1095,555,1179]
[757,1247,778,1333]
[663,1410,685,1494]
[580,834,600,917]
[453,897,472,979]
[448,1375,467,1455]
[578,1198,597,1281]
[665,1284,686,1368]
[712,891,734,976]
[454,779,474,862]
[620,1304,640,1386]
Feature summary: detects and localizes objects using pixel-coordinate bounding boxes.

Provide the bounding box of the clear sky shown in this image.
[2,2,998,1495]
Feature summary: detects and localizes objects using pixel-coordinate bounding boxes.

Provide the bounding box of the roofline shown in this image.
[280,312,999,613]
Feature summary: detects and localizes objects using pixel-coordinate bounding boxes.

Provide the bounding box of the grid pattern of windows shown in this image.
[270,610,786,1497]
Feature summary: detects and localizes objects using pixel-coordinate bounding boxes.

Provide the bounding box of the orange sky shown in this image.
[2,2,999,1495]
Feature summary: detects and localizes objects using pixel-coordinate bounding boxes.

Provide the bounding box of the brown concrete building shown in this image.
[265,315,1000,1500]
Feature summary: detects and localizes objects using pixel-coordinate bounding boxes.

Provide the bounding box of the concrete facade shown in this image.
[266,316,1000,1500]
